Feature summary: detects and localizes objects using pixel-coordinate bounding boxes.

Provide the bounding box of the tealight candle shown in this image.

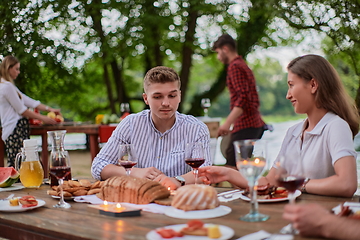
[168,187,176,196]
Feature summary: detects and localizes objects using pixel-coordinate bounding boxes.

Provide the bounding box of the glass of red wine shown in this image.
[275,155,305,234]
[185,142,205,184]
[49,150,72,208]
[118,144,137,176]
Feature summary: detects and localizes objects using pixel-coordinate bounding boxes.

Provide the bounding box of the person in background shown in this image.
[198,54,359,197]
[0,55,61,167]
[91,66,211,189]
[212,34,266,167]
[283,203,360,239]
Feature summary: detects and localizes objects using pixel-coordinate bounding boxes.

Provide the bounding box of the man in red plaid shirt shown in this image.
[212,34,266,167]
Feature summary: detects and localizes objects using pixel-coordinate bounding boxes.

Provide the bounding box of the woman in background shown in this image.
[0,55,61,167]
[199,54,359,197]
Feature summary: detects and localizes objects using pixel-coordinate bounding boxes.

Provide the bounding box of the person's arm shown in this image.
[198,166,248,188]
[264,156,357,197]
[36,103,61,115]
[218,106,243,137]
[21,109,58,125]
[304,156,357,197]
[100,164,163,180]
[283,203,360,239]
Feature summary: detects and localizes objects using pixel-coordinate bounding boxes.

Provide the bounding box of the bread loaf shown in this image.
[97,176,170,204]
[171,185,220,211]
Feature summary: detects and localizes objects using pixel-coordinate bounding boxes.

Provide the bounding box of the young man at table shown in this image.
[283,203,360,239]
[91,66,211,189]
[212,34,266,167]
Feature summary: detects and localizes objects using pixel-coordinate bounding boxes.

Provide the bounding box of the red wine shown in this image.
[277,176,305,193]
[49,166,72,187]
[120,161,137,169]
[185,158,205,169]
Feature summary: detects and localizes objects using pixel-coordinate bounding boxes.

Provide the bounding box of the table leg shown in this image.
[40,133,49,178]
[88,134,100,161]
[0,139,4,167]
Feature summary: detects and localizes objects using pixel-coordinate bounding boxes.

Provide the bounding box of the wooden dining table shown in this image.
[0,184,358,240]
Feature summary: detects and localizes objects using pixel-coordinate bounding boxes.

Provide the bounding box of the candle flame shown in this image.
[103,200,108,205]
[116,203,121,208]
[243,160,248,164]
[168,187,171,191]
[254,158,260,164]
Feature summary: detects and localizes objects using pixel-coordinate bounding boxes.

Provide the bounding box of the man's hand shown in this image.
[217,124,231,137]
[154,174,180,190]
[130,167,163,180]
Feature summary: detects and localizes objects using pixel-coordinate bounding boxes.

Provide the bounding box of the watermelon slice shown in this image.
[0,167,20,188]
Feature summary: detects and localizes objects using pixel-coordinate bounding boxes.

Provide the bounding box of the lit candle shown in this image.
[102,200,109,211]
[168,187,176,196]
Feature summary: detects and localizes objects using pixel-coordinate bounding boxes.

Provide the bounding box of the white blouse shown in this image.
[0,78,40,141]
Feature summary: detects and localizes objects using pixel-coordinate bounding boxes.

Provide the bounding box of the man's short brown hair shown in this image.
[143,66,181,91]
[212,34,237,52]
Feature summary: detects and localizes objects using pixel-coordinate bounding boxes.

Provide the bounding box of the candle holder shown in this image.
[88,201,141,217]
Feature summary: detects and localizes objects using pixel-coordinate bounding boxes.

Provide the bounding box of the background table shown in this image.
[0,124,101,177]
[0,185,358,240]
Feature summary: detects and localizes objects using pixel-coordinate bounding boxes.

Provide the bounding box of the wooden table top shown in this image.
[0,185,358,240]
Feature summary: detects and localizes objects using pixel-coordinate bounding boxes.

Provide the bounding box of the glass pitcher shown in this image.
[47,130,72,186]
[15,139,44,188]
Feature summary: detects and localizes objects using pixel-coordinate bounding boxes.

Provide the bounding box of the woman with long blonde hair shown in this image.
[0,55,61,167]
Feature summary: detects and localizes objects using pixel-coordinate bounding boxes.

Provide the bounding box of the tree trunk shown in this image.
[179,8,199,112]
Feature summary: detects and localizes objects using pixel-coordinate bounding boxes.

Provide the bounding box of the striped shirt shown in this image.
[91,110,211,180]
[227,56,265,133]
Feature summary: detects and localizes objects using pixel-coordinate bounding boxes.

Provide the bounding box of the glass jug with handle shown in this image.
[15,139,44,188]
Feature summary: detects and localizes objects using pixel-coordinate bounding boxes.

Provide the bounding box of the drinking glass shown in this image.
[185,142,205,184]
[118,144,138,176]
[49,150,71,209]
[234,139,269,222]
[120,103,130,114]
[275,156,305,234]
[201,98,211,117]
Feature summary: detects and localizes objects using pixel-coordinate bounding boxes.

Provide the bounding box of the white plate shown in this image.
[146,223,234,240]
[239,190,302,203]
[0,198,46,212]
[164,205,231,219]
[51,195,75,201]
[0,185,25,192]
[332,202,360,215]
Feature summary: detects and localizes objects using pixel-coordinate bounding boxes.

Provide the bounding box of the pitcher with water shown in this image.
[15,139,44,188]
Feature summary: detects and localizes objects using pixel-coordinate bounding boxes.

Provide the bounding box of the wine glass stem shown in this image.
[58,178,65,204]
[249,183,259,215]
[204,109,208,117]
[193,168,199,185]
[126,169,131,176]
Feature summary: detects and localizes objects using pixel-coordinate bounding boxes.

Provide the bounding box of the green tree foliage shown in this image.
[275,0,360,112]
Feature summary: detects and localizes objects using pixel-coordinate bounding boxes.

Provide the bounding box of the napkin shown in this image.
[236,230,293,240]
[218,190,244,202]
[74,195,170,214]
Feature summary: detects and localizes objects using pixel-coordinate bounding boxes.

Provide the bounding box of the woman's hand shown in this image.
[41,116,58,125]
[198,166,231,184]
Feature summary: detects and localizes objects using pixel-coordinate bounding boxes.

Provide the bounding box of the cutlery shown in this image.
[0,193,14,201]
[217,189,242,198]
